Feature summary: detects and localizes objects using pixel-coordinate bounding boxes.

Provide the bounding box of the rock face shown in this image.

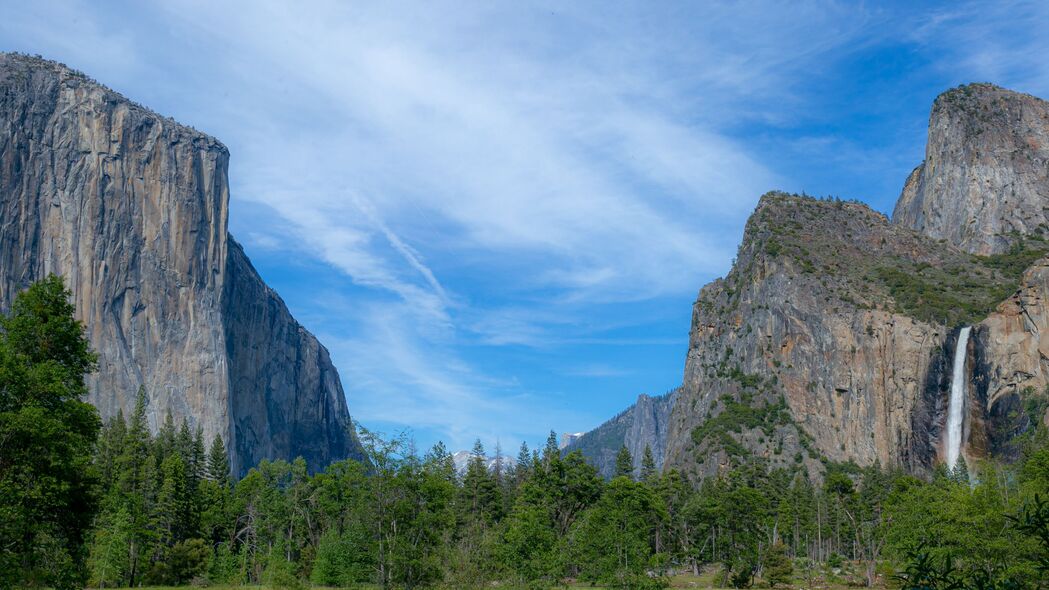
[0,53,363,475]
[654,83,1049,481]
[664,196,959,478]
[564,390,677,479]
[893,84,1049,255]
[571,84,1049,480]
[972,254,1049,459]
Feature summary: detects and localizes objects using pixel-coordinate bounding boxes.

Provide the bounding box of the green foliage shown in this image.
[641,445,658,483]
[0,272,1025,590]
[764,541,793,587]
[570,477,668,588]
[0,275,101,589]
[690,394,790,458]
[615,445,634,479]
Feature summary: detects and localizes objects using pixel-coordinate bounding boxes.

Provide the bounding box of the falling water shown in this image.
[945,326,971,470]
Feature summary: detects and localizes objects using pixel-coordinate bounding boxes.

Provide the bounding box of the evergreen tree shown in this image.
[206,434,231,486]
[515,441,532,485]
[641,444,658,483]
[764,541,793,587]
[615,445,634,480]
[117,386,159,587]
[96,412,128,494]
[156,413,176,468]
[156,453,192,547]
[0,275,101,589]
[572,476,667,587]
[543,430,559,465]
[461,439,501,524]
[86,509,132,588]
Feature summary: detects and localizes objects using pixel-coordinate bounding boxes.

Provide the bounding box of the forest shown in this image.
[2,279,1049,590]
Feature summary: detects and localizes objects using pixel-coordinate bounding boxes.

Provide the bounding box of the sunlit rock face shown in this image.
[0,53,363,475]
[894,83,1049,256]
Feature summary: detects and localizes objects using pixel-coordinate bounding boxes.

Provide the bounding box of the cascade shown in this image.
[945,326,971,470]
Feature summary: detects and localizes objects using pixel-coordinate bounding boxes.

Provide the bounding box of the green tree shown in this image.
[117,387,160,586]
[207,434,231,484]
[641,445,658,483]
[0,275,101,588]
[461,439,502,524]
[571,476,668,588]
[86,509,132,588]
[515,441,532,486]
[764,541,793,587]
[615,445,634,480]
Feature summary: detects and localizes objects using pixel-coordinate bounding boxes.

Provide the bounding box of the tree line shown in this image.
[2,277,1048,589]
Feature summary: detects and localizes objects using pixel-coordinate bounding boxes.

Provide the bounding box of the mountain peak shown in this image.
[894,82,1049,255]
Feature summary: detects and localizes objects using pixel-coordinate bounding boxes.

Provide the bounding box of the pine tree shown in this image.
[156,413,176,467]
[764,541,793,587]
[176,419,194,464]
[206,435,231,486]
[462,439,501,523]
[96,411,128,494]
[615,445,634,480]
[118,387,158,587]
[515,442,532,485]
[641,445,658,482]
[424,440,456,481]
[543,430,559,465]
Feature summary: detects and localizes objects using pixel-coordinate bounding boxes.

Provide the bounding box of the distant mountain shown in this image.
[451,450,516,474]
[0,53,364,475]
[559,432,585,449]
[563,390,677,479]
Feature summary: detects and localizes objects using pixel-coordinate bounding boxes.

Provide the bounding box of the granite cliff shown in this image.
[894,83,1049,256]
[0,53,363,475]
[575,83,1049,481]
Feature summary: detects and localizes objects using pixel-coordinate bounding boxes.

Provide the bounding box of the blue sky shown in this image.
[3,1,1048,454]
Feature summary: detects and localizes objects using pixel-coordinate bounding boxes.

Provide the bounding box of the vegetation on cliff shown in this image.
[748,193,1046,326]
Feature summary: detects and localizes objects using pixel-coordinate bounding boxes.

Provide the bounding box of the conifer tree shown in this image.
[206,435,231,486]
[0,275,101,588]
[641,444,658,482]
[461,439,501,523]
[764,541,793,587]
[118,387,159,587]
[615,445,634,480]
[515,442,532,485]
[543,430,559,465]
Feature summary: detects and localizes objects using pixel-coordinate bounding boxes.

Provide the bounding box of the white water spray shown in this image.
[945,326,971,470]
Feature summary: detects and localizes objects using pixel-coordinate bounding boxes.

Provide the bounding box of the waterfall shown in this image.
[945,326,971,470]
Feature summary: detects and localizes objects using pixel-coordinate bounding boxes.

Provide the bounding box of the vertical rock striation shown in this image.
[893,83,1049,255]
[0,53,363,475]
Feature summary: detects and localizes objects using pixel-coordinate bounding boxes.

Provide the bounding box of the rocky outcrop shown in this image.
[565,390,677,479]
[660,83,1049,481]
[660,187,1049,480]
[975,259,1049,448]
[893,83,1049,255]
[665,196,951,479]
[0,53,363,475]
